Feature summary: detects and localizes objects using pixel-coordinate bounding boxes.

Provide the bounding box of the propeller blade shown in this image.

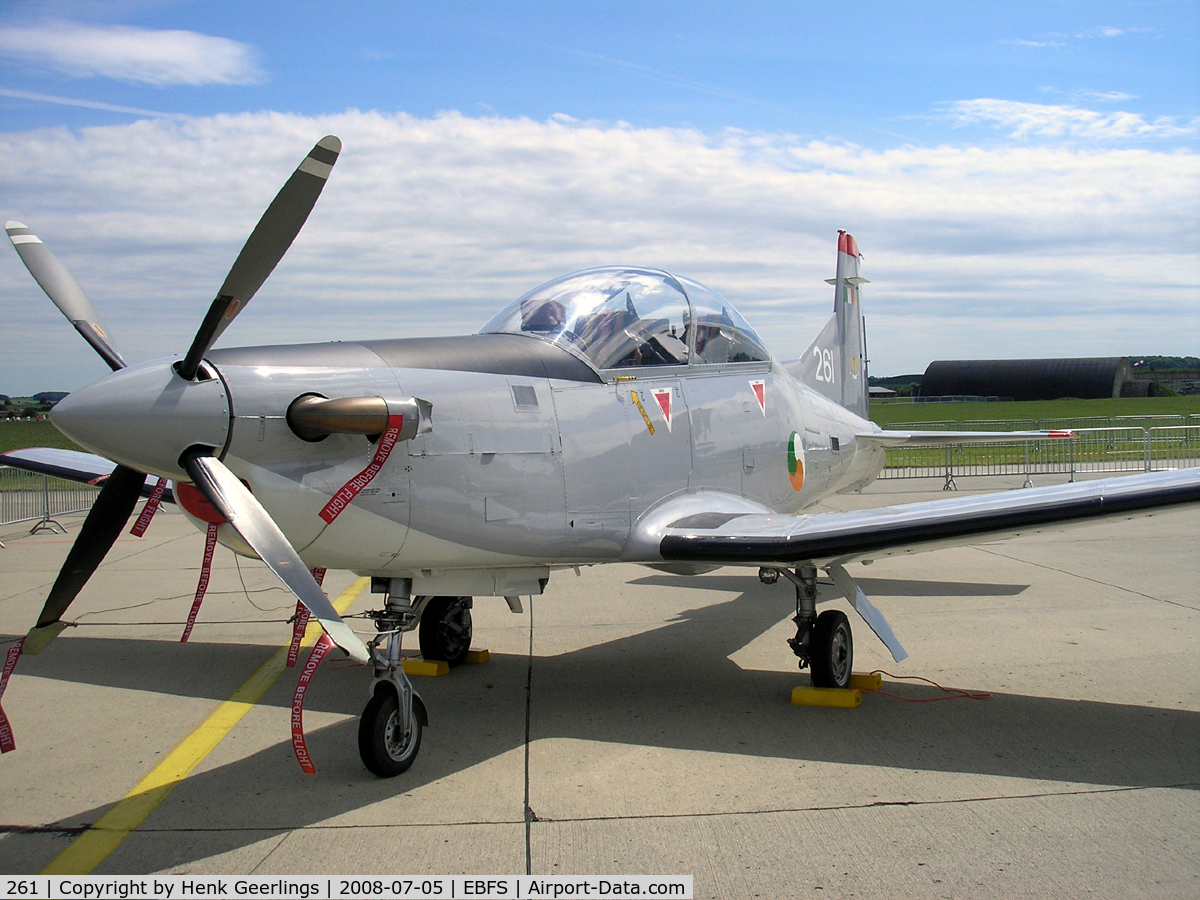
[178,135,341,380]
[180,449,369,664]
[6,221,127,371]
[23,464,146,654]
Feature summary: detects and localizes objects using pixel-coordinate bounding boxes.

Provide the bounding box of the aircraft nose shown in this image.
[52,359,231,480]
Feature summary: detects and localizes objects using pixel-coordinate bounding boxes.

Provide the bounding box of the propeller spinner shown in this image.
[8,135,368,663]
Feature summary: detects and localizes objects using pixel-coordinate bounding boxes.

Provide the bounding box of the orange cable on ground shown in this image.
[864,669,992,703]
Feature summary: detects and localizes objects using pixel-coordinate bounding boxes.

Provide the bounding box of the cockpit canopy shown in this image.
[479,267,769,371]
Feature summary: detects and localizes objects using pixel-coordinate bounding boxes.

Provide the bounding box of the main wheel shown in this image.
[358,688,423,777]
[809,610,853,689]
[418,595,472,666]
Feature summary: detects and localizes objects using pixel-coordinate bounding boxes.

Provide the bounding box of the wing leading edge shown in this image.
[856,429,1075,447]
[1,447,171,500]
[659,468,1200,566]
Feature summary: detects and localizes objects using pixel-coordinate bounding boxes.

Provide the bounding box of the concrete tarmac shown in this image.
[1,474,1197,898]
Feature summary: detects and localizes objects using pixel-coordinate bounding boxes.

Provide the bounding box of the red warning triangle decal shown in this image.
[651,388,672,432]
[750,380,765,414]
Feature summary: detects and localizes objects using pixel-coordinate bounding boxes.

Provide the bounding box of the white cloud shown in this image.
[1007,38,1067,49]
[943,98,1198,140]
[0,86,175,117]
[0,21,261,86]
[0,110,1196,393]
[1077,26,1152,39]
[1073,90,1138,104]
[1007,25,1151,48]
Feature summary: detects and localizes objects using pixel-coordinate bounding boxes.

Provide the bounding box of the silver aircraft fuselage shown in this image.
[53,332,882,595]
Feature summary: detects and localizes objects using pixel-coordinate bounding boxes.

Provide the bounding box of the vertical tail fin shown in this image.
[790,230,869,418]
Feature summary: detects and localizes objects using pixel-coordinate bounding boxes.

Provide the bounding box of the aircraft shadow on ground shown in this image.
[1,576,1196,873]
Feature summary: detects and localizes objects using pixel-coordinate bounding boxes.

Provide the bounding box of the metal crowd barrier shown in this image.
[886,414,1197,432]
[0,465,101,538]
[880,426,1200,488]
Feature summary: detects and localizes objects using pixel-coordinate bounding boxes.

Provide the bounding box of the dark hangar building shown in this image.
[920,357,1132,401]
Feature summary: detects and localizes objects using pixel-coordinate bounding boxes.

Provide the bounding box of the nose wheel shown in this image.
[360,579,430,777]
[359,685,425,777]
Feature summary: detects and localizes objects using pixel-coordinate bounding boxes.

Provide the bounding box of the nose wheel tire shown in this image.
[418,595,473,667]
[809,609,853,689]
[358,689,423,777]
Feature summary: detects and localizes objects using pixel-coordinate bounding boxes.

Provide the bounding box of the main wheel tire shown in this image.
[809,609,853,689]
[358,688,422,777]
[418,595,472,666]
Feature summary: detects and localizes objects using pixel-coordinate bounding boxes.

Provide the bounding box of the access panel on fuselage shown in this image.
[553,375,691,560]
[684,365,779,502]
[551,382,635,558]
[628,376,692,509]
[402,369,567,567]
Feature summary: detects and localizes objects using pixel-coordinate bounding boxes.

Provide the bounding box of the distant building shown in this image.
[1123,364,1200,397]
[920,358,1132,401]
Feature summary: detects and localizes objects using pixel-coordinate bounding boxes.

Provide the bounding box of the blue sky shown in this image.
[1,1,1198,393]
[4,2,1197,143]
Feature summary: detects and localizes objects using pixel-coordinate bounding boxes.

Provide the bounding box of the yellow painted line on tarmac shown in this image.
[42,576,370,875]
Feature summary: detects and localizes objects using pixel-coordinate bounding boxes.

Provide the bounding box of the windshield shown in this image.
[480,267,691,370]
[481,267,771,370]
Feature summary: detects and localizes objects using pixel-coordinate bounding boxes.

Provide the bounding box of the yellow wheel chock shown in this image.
[402,648,490,676]
[791,672,882,707]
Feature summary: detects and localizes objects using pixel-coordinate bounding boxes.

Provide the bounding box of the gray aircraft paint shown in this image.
[42,246,889,598]
[192,340,879,584]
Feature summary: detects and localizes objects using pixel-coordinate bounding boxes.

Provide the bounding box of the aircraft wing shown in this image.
[857,429,1075,447]
[0,447,172,500]
[658,468,1200,566]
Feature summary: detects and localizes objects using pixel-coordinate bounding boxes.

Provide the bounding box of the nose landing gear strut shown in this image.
[359,578,428,777]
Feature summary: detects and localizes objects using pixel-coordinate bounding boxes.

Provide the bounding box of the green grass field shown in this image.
[869,396,1200,470]
[0,420,84,455]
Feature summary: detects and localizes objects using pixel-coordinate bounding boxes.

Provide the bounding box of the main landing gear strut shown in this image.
[761,564,854,689]
[760,561,908,689]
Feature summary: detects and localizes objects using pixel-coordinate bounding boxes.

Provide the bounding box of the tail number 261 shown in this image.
[812,347,835,383]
